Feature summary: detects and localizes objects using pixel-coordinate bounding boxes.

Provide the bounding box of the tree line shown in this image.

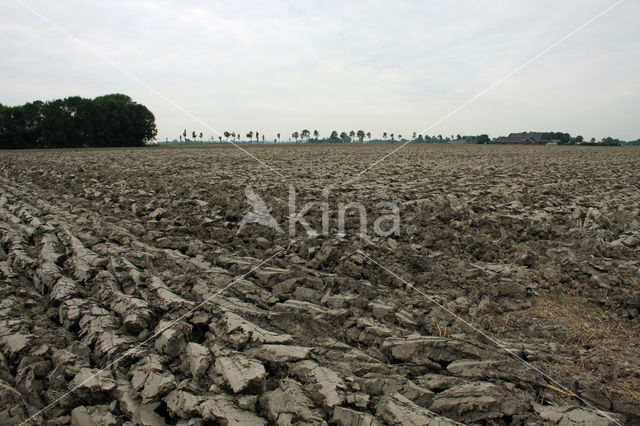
[0,94,157,149]
[169,130,491,144]
[306,131,488,144]
[172,130,630,145]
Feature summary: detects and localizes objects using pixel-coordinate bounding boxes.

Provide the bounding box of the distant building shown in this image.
[494,132,544,145]
[449,139,468,144]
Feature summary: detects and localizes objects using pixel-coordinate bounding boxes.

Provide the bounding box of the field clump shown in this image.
[0,144,639,424]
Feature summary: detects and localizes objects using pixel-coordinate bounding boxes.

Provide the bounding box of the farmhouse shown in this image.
[494,132,544,144]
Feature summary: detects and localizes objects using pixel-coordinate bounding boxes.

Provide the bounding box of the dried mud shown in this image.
[0,144,639,425]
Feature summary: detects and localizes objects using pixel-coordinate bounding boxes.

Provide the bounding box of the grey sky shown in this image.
[1,0,638,141]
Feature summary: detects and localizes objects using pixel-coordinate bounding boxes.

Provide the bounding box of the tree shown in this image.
[383,132,387,140]
[313,130,319,140]
[349,130,355,141]
[246,131,253,141]
[601,136,621,146]
[76,94,156,147]
[591,137,596,143]
[412,132,417,140]
[438,134,443,141]
[199,132,203,142]
[476,134,490,144]
[183,129,187,142]
[390,133,394,141]
[224,131,230,141]
[340,131,349,143]
[456,134,461,140]
[357,130,365,142]
[366,131,371,141]
[16,101,45,147]
[35,99,76,148]
[301,129,310,141]
[255,131,259,142]
[1,94,156,149]
[292,131,299,142]
[277,132,281,142]
[218,136,222,142]
[330,130,339,140]
[398,135,402,141]
[575,135,584,143]
[541,132,571,144]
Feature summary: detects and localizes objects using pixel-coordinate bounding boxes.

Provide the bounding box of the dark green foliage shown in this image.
[599,136,622,146]
[541,132,571,144]
[0,94,157,149]
[476,134,490,144]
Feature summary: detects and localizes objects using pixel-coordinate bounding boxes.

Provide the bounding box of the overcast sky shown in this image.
[1,0,638,141]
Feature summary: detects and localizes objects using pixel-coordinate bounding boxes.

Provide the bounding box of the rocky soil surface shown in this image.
[0,144,638,425]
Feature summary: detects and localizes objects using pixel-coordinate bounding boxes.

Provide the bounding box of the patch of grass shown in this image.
[535,292,632,349]
[534,292,640,405]
[540,293,600,313]
[615,378,640,404]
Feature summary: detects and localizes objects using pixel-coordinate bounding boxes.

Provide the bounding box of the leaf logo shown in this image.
[237,186,284,234]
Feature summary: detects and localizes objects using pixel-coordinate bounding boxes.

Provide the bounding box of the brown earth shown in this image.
[0,144,639,425]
